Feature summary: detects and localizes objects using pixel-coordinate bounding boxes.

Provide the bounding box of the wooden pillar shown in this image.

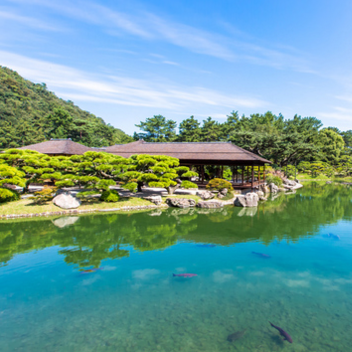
[258,165,261,184]
[242,166,244,185]
[221,165,224,179]
[251,164,254,190]
[264,164,266,183]
[201,165,205,183]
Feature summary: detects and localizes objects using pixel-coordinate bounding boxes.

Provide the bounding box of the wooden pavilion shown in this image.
[106,140,271,189]
[19,138,94,156]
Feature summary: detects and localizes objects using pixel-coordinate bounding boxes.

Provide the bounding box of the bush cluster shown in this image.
[99,190,120,202]
[206,178,233,191]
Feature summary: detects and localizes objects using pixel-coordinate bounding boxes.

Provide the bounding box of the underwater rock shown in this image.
[227,329,247,342]
[166,198,196,208]
[196,201,223,209]
[52,216,79,228]
[53,193,81,209]
[234,193,258,207]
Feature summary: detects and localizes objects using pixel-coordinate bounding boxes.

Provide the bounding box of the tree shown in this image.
[201,117,222,141]
[318,129,345,165]
[135,115,177,142]
[178,116,201,142]
[0,163,25,202]
[119,154,197,194]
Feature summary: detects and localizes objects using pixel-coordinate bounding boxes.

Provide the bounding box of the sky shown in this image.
[1,0,352,135]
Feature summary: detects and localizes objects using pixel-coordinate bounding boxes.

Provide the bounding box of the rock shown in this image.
[143,195,162,205]
[256,191,264,197]
[196,190,215,200]
[234,193,259,207]
[196,201,223,209]
[53,193,81,209]
[269,183,279,194]
[52,216,79,228]
[166,198,196,208]
[219,188,228,196]
[259,196,267,201]
[283,179,297,187]
[217,193,225,199]
[326,181,332,184]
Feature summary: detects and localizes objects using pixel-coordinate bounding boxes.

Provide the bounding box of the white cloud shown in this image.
[0,9,61,31]
[0,51,266,110]
[3,0,310,71]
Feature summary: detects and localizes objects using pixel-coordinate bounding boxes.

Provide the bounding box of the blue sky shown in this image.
[1,0,352,135]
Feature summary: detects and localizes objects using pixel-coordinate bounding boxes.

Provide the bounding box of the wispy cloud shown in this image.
[4,0,310,71]
[0,51,266,110]
[0,8,61,31]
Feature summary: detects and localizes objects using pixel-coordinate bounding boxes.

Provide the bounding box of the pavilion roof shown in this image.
[19,139,93,155]
[105,140,271,164]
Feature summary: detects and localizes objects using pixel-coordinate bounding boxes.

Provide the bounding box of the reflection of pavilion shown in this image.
[106,140,272,190]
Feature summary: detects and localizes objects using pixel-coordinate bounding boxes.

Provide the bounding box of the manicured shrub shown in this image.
[100,190,120,202]
[181,180,198,189]
[30,186,57,204]
[206,178,233,191]
[0,188,20,203]
[266,174,283,187]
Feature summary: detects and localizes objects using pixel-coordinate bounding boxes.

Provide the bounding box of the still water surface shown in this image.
[1,183,352,351]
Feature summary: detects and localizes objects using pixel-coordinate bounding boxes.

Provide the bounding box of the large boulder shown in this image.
[196,201,223,209]
[166,198,196,208]
[269,183,279,194]
[143,195,162,205]
[197,190,215,200]
[53,193,81,209]
[234,193,259,207]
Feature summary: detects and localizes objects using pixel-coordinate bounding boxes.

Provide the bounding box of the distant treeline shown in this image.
[0,66,132,149]
[134,113,352,167]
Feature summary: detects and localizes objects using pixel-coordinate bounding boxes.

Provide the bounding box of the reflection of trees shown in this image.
[1,183,351,268]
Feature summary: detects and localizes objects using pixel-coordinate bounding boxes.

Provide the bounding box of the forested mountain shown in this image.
[0,66,132,149]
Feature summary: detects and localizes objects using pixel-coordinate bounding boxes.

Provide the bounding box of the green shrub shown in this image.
[0,188,20,203]
[181,180,198,189]
[100,190,120,202]
[30,186,57,204]
[206,178,233,191]
[266,174,283,187]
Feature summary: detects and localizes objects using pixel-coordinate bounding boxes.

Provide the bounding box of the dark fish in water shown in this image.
[328,233,340,240]
[269,322,293,343]
[80,268,103,274]
[196,244,216,248]
[172,273,197,278]
[252,251,271,258]
[227,329,247,342]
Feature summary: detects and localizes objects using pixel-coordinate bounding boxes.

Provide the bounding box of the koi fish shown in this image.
[269,322,293,343]
[252,251,271,258]
[172,273,197,278]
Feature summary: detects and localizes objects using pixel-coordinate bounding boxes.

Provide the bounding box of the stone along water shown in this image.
[1,183,352,351]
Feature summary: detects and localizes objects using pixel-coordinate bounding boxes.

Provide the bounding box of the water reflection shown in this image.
[1,183,352,269]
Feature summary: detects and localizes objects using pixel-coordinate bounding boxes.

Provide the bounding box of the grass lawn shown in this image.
[0,194,202,217]
[296,173,352,182]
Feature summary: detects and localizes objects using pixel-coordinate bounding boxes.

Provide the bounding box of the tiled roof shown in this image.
[20,139,93,155]
[105,140,271,163]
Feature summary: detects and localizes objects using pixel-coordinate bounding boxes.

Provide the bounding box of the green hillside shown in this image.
[0,66,132,149]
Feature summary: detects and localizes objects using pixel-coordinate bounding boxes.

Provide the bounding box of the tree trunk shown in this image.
[137,181,143,192]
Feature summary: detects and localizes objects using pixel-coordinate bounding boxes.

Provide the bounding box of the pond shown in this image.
[1,183,352,351]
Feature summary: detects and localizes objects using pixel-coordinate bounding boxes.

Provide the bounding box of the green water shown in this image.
[1,183,352,351]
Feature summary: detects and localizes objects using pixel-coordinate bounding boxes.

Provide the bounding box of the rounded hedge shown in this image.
[100,190,120,202]
[206,178,233,191]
